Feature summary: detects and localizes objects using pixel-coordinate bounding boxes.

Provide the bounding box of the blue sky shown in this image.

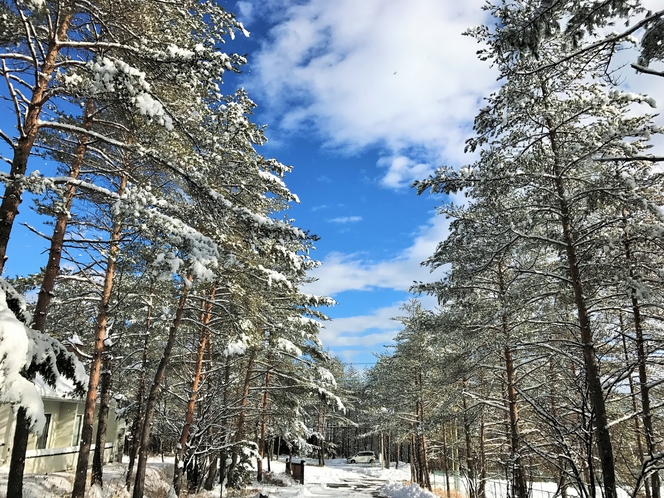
[217,0,664,367]
[217,0,499,366]
[5,0,663,368]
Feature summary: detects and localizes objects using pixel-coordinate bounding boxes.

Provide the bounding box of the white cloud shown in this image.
[235,1,255,24]
[317,296,438,363]
[301,213,450,352]
[305,213,451,296]
[247,0,498,188]
[317,303,406,355]
[378,155,436,189]
[328,216,362,224]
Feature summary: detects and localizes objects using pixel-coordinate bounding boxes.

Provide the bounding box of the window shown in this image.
[36,414,51,450]
[72,414,83,446]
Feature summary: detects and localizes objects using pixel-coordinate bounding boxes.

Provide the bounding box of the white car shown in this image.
[347,451,376,464]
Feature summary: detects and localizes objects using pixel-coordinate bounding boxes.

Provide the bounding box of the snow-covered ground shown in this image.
[0,457,174,498]
[0,456,622,498]
[253,458,438,498]
[0,457,434,498]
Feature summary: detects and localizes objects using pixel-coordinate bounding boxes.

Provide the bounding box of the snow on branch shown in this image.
[0,283,82,433]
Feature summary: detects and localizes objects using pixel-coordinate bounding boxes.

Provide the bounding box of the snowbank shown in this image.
[381,482,438,498]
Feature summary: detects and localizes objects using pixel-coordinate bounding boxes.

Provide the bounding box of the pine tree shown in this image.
[415,2,664,497]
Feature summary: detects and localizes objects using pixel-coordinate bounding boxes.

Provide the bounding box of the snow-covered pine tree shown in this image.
[0,0,246,271]
[416,2,664,497]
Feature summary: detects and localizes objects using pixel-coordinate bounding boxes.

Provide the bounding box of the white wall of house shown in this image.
[0,397,125,474]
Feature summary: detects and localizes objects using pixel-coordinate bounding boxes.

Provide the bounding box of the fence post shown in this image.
[300,460,306,485]
[286,457,291,475]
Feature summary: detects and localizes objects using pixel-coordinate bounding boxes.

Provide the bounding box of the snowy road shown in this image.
[256,459,417,498]
[323,475,389,497]
[0,457,428,498]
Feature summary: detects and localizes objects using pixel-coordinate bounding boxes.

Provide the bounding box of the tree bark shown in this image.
[621,317,650,498]
[505,345,528,498]
[216,354,233,494]
[380,431,384,470]
[204,455,219,491]
[132,281,191,498]
[174,287,215,496]
[442,425,451,497]
[622,218,660,498]
[478,415,486,498]
[91,349,113,486]
[227,348,257,487]
[7,98,92,498]
[548,115,616,498]
[497,261,528,498]
[462,387,476,498]
[6,407,31,498]
[385,432,391,469]
[126,303,153,490]
[318,405,327,467]
[410,432,418,484]
[32,99,94,331]
[72,173,127,498]
[6,97,94,498]
[0,10,73,272]
[257,363,272,482]
[203,334,218,492]
[420,433,431,491]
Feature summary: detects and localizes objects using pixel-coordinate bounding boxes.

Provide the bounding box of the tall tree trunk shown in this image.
[497,262,529,498]
[227,349,257,485]
[257,363,272,482]
[380,431,384,470]
[621,318,650,498]
[421,433,431,491]
[318,405,327,466]
[386,432,391,469]
[410,432,418,484]
[416,387,431,489]
[126,303,153,490]
[203,334,218,492]
[6,97,94,498]
[505,345,528,498]
[174,287,215,496]
[462,387,477,498]
[91,348,113,486]
[204,455,219,491]
[478,415,486,498]
[548,116,616,498]
[549,358,569,498]
[453,421,460,490]
[634,288,660,498]
[132,282,191,498]
[72,173,127,498]
[32,98,94,331]
[6,407,31,498]
[415,363,430,490]
[0,10,73,272]
[442,425,451,497]
[622,218,660,498]
[216,355,233,495]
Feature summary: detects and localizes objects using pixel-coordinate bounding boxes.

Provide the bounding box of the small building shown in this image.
[0,376,125,474]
